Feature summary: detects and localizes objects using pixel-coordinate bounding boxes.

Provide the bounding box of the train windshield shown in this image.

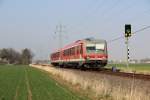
[86,43,105,53]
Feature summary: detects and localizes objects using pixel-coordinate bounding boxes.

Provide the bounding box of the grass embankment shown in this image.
[0,64,88,100]
[31,64,150,100]
[107,63,150,74]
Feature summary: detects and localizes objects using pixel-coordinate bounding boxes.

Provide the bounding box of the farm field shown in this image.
[31,64,150,100]
[0,64,88,100]
[107,63,150,74]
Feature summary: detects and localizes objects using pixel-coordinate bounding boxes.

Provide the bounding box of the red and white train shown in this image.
[50,38,108,68]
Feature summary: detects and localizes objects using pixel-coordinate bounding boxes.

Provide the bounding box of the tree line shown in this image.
[0,48,33,65]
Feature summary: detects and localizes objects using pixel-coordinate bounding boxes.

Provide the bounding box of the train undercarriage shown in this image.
[51,59,107,69]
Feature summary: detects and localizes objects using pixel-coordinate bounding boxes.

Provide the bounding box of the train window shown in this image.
[77,46,78,54]
[74,48,75,54]
[64,50,67,56]
[96,44,104,50]
[69,49,70,55]
[70,48,71,55]
[65,50,66,56]
[72,47,74,55]
[78,46,80,54]
[56,52,59,58]
[95,49,104,53]
[86,46,95,53]
[72,47,75,55]
[77,46,79,54]
[66,50,68,56]
[63,51,65,56]
[52,52,59,58]
[65,50,67,56]
[86,43,105,54]
[71,48,73,55]
[80,45,82,54]
[75,47,77,54]
[67,49,69,56]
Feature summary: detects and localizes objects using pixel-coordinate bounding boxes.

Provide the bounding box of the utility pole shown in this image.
[55,24,65,49]
[124,24,132,67]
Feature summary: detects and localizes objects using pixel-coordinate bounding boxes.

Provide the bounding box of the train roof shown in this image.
[84,38,106,43]
[51,38,106,53]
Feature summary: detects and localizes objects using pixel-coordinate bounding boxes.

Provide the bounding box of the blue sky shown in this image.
[0,0,150,60]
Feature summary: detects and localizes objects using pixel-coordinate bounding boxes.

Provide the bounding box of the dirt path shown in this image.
[25,69,32,100]
[13,70,23,100]
[13,81,20,100]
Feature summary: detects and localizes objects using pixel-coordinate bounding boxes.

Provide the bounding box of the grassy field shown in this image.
[107,63,150,73]
[31,64,150,100]
[0,64,88,100]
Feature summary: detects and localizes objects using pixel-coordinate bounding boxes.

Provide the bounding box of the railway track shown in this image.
[67,67,150,81]
[92,69,150,81]
[37,64,150,81]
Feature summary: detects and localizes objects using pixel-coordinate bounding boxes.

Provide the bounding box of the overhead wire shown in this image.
[98,0,121,17]
[69,0,122,34]
[108,25,150,43]
[83,0,120,25]
[98,0,150,44]
[74,0,147,33]
[123,9,150,24]
[71,0,106,32]
[74,0,139,37]
[100,0,138,24]
[72,0,123,39]
[71,1,149,45]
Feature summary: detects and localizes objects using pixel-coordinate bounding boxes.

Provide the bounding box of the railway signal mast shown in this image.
[125,24,132,67]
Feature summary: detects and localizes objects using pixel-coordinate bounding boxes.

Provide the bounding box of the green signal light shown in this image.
[125,24,132,37]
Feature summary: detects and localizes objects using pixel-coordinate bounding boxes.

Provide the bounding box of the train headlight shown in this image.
[86,56,90,58]
[86,56,90,60]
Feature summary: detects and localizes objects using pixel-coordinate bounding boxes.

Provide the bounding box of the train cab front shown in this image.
[83,41,108,67]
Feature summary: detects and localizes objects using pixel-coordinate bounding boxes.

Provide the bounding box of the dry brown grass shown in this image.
[30,64,150,100]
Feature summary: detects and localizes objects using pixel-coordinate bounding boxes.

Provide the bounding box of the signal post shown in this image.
[125,24,132,67]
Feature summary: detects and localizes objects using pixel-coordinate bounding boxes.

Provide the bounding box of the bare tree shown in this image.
[21,48,33,65]
[0,48,21,64]
[0,48,34,65]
